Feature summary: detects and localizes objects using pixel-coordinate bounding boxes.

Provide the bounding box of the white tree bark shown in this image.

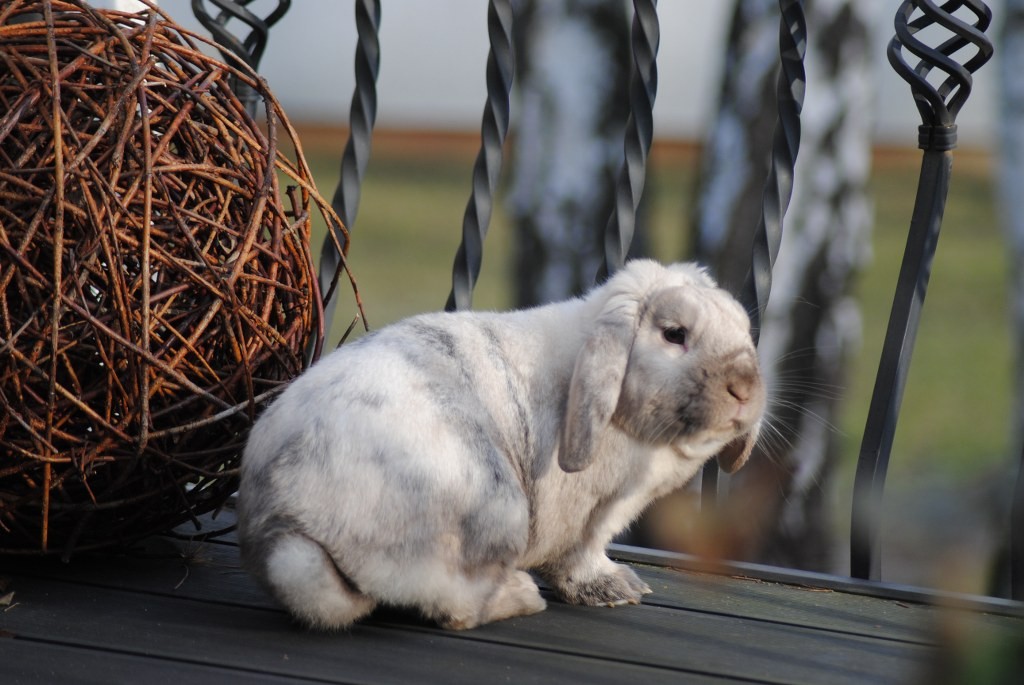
[693,0,780,290]
[689,0,876,570]
[506,0,636,307]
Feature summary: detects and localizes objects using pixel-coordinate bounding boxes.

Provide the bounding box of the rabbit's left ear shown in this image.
[715,428,758,474]
[558,309,635,473]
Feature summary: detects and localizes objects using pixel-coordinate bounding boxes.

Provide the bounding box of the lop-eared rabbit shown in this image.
[238,260,765,630]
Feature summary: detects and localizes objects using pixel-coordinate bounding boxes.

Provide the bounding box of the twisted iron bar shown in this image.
[191,0,291,117]
[445,0,515,312]
[702,0,805,508]
[596,0,659,283]
[851,0,992,582]
[320,0,381,340]
[739,0,805,345]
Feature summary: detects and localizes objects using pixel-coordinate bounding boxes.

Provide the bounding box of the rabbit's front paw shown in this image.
[555,562,652,607]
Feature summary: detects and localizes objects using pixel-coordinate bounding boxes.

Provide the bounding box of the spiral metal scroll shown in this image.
[320,0,381,340]
[191,0,291,116]
[739,0,806,345]
[445,0,515,312]
[851,0,993,582]
[596,0,659,282]
[890,0,992,141]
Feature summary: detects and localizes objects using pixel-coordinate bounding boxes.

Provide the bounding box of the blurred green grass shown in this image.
[298,134,1013,484]
[846,159,1012,481]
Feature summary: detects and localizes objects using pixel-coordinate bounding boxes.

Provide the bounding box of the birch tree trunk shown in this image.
[688,0,875,570]
[507,0,640,307]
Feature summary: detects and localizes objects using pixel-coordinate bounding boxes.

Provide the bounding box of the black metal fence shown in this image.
[193,0,1020,602]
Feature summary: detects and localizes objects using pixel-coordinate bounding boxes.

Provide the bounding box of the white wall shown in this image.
[148,1,1001,149]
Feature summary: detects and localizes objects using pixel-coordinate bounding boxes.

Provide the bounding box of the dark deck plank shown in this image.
[3,519,1023,684]
[10,534,1016,648]
[176,509,1024,641]
[627,562,1022,643]
[2,574,728,685]
[0,640,323,685]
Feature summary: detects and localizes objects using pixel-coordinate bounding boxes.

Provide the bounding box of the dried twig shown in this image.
[0,0,365,555]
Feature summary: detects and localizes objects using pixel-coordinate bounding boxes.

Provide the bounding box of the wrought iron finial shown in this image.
[191,0,291,117]
[888,0,993,150]
[851,0,993,582]
[596,0,659,283]
[319,0,381,341]
[446,0,515,312]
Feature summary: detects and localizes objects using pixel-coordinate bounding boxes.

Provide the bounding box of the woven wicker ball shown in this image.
[0,1,356,554]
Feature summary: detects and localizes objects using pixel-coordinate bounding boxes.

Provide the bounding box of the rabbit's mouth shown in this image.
[673,401,732,437]
[611,374,764,448]
[672,399,762,447]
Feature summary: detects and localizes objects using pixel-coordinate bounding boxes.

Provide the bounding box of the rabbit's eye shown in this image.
[663,327,688,346]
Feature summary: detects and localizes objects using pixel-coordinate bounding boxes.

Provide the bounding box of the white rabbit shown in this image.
[237,259,765,630]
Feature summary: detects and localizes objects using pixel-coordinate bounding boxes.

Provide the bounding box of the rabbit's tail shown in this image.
[263,532,376,629]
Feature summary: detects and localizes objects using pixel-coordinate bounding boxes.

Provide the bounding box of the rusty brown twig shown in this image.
[0,0,366,555]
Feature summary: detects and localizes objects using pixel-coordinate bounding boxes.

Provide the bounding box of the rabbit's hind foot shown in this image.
[435,569,546,630]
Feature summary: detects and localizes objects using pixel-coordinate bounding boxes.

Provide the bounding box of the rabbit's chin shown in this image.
[670,427,750,461]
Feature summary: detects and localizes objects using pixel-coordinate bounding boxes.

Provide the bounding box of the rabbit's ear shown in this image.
[715,428,758,474]
[559,312,635,473]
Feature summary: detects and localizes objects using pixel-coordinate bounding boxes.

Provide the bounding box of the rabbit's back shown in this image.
[238,312,551,608]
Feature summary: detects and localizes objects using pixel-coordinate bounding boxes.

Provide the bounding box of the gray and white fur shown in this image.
[238,260,765,630]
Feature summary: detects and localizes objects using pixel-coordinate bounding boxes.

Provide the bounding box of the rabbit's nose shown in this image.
[726,365,761,404]
[727,381,750,403]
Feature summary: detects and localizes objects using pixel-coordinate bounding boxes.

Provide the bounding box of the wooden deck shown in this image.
[2,506,1022,684]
